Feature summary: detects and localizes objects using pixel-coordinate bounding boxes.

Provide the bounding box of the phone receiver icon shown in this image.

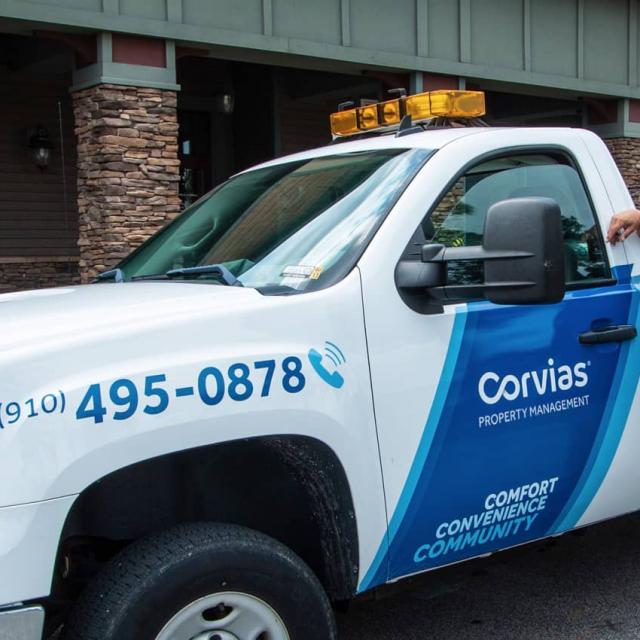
[308,347,345,389]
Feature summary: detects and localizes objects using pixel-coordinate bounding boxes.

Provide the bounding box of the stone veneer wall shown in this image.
[72,84,181,281]
[604,138,640,206]
[0,258,79,294]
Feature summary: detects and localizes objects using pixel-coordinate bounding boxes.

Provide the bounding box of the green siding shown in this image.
[584,0,628,85]
[530,0,577,78]
[471,0,524,70]
[182,0,263,33]
[426,0,460,62]
[120,0,167,21]
[350,0,417,56]
[273,0,342,45]
[28,0,101,10]
[2,0,640,98]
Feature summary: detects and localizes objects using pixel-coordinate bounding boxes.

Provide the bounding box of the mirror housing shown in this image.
[483,197,565,304]
[396,197,565,306]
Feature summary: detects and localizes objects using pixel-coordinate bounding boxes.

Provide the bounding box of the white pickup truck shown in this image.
[2,90,640,640]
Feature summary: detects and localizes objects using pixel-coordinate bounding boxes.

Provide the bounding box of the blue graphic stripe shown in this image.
[615,263,633,284]
[359,308,468,591]
[551,277,639,533]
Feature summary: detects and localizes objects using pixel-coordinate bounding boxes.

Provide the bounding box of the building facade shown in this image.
[0,0,639,291]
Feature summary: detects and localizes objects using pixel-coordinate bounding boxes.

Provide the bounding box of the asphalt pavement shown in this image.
[338,512,640,640]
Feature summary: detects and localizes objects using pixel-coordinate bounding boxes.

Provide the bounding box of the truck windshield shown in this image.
[117,148,431,293]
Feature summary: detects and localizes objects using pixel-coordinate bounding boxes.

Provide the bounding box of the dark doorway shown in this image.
[176,55,392,198]
[178,109,212,208]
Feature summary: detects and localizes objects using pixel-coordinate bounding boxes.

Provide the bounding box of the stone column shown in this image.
[587,99,640,208]
[72,84,181,281]
[604,138,640,207]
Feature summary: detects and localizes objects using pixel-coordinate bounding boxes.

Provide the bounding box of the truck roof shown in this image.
[250,126,587,172]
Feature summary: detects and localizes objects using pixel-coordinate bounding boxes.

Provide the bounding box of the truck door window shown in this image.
[413,152,610,287]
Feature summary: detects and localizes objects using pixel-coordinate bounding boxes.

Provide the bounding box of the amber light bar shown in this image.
[330,90,486,137]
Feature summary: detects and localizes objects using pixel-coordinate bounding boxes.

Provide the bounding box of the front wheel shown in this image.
[61,523,337,640]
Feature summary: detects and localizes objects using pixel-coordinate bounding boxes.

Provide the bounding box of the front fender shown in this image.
[0,269,388,595]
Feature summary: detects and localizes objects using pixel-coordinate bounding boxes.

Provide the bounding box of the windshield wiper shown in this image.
[165,264,243,287]
[95,268,125,283]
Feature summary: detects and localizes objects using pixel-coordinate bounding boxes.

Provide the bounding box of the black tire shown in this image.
[61,522,337,640]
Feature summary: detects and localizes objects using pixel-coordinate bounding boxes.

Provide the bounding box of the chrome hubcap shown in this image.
[155,592,290,640]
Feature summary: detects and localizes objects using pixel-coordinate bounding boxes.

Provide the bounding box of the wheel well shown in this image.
[54,436,358,607]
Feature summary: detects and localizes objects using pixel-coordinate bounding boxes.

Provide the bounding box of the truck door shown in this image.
[359,143,639,588]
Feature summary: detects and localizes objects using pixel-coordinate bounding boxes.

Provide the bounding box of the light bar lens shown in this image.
[405,93,432,120]
[357,104,379,130]
[329,90,486,136]
[429,90,485,117]
[379,99,402,126]
[330,110,359,136]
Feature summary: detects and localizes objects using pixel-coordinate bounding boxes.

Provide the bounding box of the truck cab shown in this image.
[1,90,639,640]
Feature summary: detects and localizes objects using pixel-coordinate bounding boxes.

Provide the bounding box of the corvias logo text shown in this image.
[478,359,589,406]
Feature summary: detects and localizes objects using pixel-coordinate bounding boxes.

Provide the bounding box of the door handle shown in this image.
[579,325,637,345]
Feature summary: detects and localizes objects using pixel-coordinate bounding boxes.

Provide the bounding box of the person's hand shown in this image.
[607,209,640,244]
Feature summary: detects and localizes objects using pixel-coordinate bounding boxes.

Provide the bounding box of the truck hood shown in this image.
[0,282,263,362]
[0,269,372,511]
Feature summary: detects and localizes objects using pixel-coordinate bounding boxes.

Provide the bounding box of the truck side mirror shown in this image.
[396,197,565,305]
[482,197,565,304]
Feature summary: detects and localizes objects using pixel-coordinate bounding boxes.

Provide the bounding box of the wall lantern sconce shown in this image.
[28,124,53,170]
[216,93,235,115]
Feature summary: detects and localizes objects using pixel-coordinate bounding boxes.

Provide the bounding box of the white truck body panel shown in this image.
[358,128,640,586]
[0,272,387,601]
[1,126,639,615]
[574,130,640,526]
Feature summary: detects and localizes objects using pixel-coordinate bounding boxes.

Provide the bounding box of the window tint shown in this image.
[414,153,609,286]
